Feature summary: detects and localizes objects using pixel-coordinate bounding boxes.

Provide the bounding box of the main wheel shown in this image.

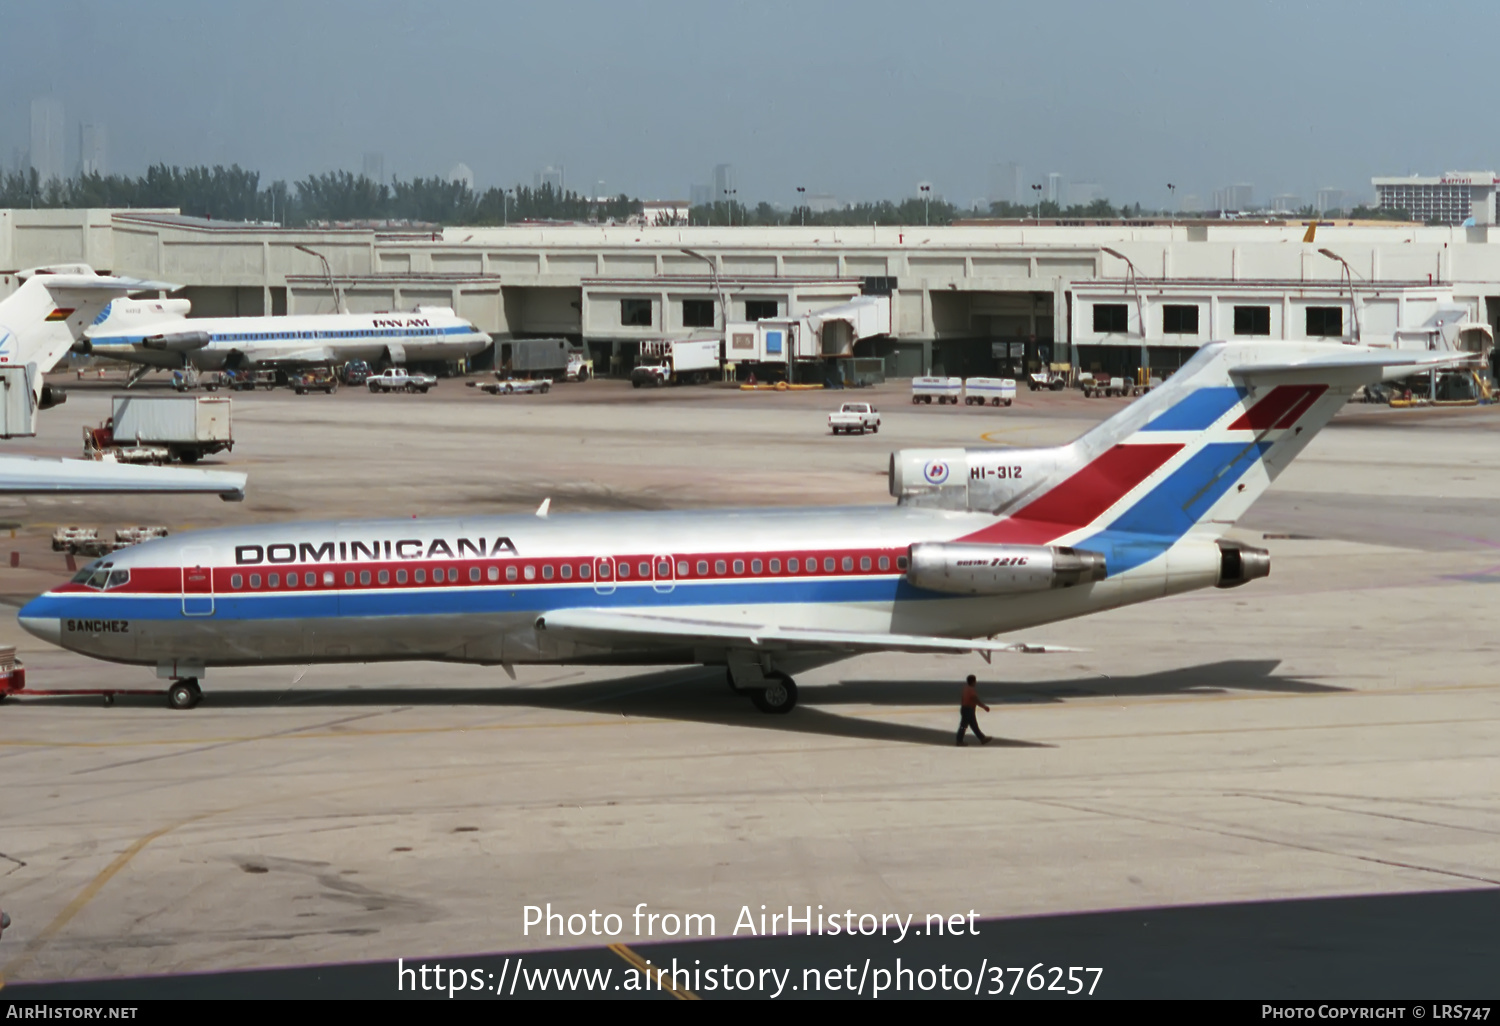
[870,423,878,433]
[750,672,797,714]
[167,679,202,711]
[1050,379,1065,392]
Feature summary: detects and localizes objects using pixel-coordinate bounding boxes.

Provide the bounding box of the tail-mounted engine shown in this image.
[890,447,1066,514]
[907,542,1107,595]
[1215,539,1270,588]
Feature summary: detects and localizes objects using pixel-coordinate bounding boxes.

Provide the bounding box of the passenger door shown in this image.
[180,546,215,617]
[653,554,676,594]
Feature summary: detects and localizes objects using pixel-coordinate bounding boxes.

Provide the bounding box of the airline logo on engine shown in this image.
[923,460,950,485]
[235,536,518,565]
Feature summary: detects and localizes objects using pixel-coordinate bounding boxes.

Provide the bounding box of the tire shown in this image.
[871,424,878,433]
[750,672,797,714]
[1004,399,1013,407]
[167,681,200,710]
[1050,379,1065,392]
[911,396,919,404]
[539,384,549,393]
[178,450,200,464]
[633,380,642,389]
[419,386,430,393]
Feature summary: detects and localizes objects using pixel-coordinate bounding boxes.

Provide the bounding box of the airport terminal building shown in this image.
[4,208,1500,380]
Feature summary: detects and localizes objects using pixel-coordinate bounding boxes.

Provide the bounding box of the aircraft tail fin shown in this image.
[0,267,179,400]
[893,342,1475,564]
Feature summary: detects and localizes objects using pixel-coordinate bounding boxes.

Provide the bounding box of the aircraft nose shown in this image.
[17,597,61,645]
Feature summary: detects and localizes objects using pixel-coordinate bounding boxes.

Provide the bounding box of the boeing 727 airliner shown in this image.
[18,340,1467,711]
[79,300,491,375]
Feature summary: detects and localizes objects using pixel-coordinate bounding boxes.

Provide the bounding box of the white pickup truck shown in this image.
[828,402,880,435]
[367,368,437,393]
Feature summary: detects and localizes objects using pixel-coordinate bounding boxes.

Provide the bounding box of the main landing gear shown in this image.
[167,678,202,710]
[727,668,799,714]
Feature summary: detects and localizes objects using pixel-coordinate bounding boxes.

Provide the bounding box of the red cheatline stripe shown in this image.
[44,307,75,322]
[1270,385,1328,429]
[959,443,1183,545]
[1227,385,1326,431]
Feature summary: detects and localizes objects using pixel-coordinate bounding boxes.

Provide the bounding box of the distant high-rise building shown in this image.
[362,152,385,183]
[78,123,106,177]
[689,184,712,207]
[713,164,735,204]
[989,162,1023,205]
[1045,172,1062,204]
[29,97,65,184]
[1315,187,1346,214]
[1180,193,1202,213]
[448,163,475,191]
[536,165,564,192]
[1269,194,1301,214]
[1222,183,1254,211]
[1371,172,1497,225]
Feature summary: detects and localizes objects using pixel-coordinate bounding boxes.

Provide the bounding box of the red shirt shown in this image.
[961,683,988,710]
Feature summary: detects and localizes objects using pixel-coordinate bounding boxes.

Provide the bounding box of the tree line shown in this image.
[0,163,1399,226]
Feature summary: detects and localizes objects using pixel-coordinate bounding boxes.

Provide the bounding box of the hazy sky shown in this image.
[2,0,1495,208]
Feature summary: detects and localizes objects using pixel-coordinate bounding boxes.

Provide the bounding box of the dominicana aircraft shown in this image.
[78,298,492,377]
[18,340,1467,712]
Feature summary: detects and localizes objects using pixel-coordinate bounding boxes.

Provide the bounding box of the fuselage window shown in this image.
[250,574,262,589]
[714,560,727,575]
[359,571,371,586]
[415,568,426,584]
[470,567,481,582]
[638,561,650,577]
[825,557,837,572]
[845,557,856,571]
[321,571,333,586]
[580,564,592,580]
[447,568,458,583]
[897,556,909,570]
[506,565,518,582]
[696,560,709,575]
[598,562,612,579]
[770,559,781,573]
[487,566,500,582]
[542,565,554,580]
[618,563,630,579]
[524,565,536,580]
[287,573,298,588]
[878,556,890,571]
[269,573,280,587]
[788,558,798,573]
[231,574,243,589]
[397,569,408,584]
[751,559,762,574]
[560,564,573,580]
[378,570,390,585]
[732,560,744,574]
[675,560,688,576]
[344,572,355,586]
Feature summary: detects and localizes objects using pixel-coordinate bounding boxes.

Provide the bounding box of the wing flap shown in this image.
[537,607,1077,655]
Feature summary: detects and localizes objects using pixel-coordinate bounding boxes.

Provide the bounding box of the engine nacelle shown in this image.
[141,331,210,353]
[907,542,1107,595]
[38,383,66,410]
[1215,539,1270,588]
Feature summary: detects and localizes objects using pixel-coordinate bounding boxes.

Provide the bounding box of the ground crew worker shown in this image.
[957,674,992,746]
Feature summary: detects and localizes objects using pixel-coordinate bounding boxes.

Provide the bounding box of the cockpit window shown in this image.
[70,561,129,591]
[106,569,130,589]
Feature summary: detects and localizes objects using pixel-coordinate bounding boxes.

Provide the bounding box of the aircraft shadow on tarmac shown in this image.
[20,658,1341,748]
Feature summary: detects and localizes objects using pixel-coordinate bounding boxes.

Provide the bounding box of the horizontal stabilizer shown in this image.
[537,607,1078,656]
[1231,348,1475,381]
[0,456,245,500]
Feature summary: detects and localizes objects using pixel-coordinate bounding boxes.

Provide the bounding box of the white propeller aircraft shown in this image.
[0,265,245,499]
[18,340,1466,711]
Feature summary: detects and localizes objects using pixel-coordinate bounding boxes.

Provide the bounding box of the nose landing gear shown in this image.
[167,678,202,710]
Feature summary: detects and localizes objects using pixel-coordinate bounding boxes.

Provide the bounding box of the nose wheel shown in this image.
[167,679,202,710]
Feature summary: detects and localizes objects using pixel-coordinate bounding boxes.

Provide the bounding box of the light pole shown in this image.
[503,188,514,226]
[919,183,931,226]
[724,188,737,227]
[1102,246,1147,380]
[295,244,343,314]
[796,186,805,226]
[1167,183,1176,224]
[1318,247,1360,342]
[1031,183,1042,220]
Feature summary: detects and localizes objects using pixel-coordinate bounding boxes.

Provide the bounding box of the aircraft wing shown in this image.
[536,607,1078,655]
[0,456,245,500]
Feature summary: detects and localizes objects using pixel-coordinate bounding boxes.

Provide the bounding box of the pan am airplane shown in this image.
[17,340,1465,711]
[78,299,492,377]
